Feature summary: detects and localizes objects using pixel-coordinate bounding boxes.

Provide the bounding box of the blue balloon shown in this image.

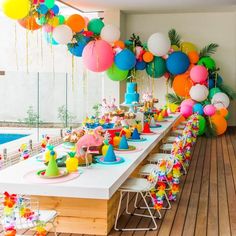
[37,4,48,15]
[51,4,60,15]
[45,33,58,45]
[115,49,136,70]
[209,74,223,86]
[208,79,215,89]
[193,103,204,115]
[166,52,190,75]
[68,36,90,57]
[135,60,146,70]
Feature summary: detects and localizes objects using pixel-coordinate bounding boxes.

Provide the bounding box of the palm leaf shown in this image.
[205,117,217,137]
[199,43,219,58]
[168,29,181,47]
[166,93,183,105]
[168,74,175,88]
[218,83,236,100]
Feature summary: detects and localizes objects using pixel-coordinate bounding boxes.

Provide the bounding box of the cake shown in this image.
[124,82,140,104]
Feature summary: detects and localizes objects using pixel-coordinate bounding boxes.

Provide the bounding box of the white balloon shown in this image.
[147,33,171,56]
[211,92,230,108]
[190,84,209,102]
[101,25,120,43]
[52,25,73,44]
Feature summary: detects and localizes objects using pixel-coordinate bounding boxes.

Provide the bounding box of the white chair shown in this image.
[0,195,58,236]
[114,166,162,231]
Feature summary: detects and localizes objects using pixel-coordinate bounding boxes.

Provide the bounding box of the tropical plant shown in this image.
[166,93,184,105]
[168,29,181,47]
[199,43,219,58]
[57,105,76,127]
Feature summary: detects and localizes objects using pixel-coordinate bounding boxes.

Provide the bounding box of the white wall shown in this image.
[0,9,121,123]
[125,11,236,125]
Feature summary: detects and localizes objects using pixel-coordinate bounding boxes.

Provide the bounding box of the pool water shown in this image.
[0,133,29,145]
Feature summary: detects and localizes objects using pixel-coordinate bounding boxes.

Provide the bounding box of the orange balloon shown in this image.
[66,14,85,32]
[143,51,154,63]
[210,114,227,135]
[188,51,199,64]
[218,107,228,118]
[114,40,125,49]
[18,16,41,31]
[172,74,193,97]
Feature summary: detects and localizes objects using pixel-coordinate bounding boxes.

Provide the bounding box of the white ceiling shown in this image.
[59,0,236,13]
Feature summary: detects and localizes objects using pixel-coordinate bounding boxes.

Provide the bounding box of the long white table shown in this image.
[0,113,180,235]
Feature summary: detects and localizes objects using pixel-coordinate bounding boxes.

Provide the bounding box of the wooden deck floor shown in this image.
[1,128,236,236]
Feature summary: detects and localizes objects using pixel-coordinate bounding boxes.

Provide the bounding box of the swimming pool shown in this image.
[0,133,29,145]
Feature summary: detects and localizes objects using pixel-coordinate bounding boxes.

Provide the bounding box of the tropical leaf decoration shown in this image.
[218,83,236,100]
[166,93,183,105]
[167,74,175,88]
[168,29,181,48]
[199,43,219,58]
[205,117,217,137]
[129,33,143,47]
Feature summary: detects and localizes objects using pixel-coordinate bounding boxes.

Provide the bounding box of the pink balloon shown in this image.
[82,40,114,72]
[190,65,208,83]
[203,104,216,116]
[181,99,195,108]
[84,16,89,27]
[180,105,193,118]
[43,24,54,33]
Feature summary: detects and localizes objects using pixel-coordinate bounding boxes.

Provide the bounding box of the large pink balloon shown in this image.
[82,40,114,72]
[180,105,193,118]
[190,65,208,83]
[181,99,195,108]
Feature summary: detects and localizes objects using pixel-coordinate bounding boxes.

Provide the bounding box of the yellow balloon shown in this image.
[171,45,180,51]
[180,42,197,54]
[48,17,59,27]
[2,0,30,20]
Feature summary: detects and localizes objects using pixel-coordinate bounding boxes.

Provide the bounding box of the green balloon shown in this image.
[197,115,206,136]
[45,0,55,9]
[209,87,221,99]
[225,112,230,120]
[106,64,129,81]
[58,15,65,25]
[88,18,104,35]
[146,56,167,78]
[198,56,216,70]
[37,16,46,25]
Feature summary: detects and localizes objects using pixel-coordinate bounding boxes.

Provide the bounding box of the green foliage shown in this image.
[129,33,143,47]
[199,43,219,58]
[92,103,101,118]
[18,106,42,126]
[218,83,236,100]
[57,105,76,127]
[168,29,181,47]
[168,74,175,88]
[166,93,183,105]
[205,117,217,137]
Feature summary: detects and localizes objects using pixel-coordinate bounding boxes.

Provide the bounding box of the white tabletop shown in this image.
[0,113,180,200]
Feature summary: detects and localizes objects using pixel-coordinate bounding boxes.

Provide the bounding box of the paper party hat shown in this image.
[132,128,140,140]
[45,150,59,177]
[104,145,117,162]
[143,122,152,133]
[119,135,129,149]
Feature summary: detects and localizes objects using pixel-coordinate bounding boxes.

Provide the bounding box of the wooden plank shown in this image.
[217,136,231,236]
[182,137,206,236]
[158,138,202,236]
[222,134,236,235]
[207,138,219,236]
[195,138,211,235]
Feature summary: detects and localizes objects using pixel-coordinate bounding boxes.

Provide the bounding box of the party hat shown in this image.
[132,128,140,140]
[104,145,117,162]
[143,122,152,133]
[119,135,129,149]
[45,150,59,177]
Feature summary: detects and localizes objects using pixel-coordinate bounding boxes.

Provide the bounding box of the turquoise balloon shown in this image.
[209,87,221,99]
[106,64,128,81]
[88,18,104,35]
[45,0,55,9]
[146,56,167,78]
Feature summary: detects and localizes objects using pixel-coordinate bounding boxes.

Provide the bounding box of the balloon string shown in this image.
[14,23,19,71]
[166,80,169,104]
[40,28,43,66]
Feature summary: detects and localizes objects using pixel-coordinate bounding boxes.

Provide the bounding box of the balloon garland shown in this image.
[2,1,236,136]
